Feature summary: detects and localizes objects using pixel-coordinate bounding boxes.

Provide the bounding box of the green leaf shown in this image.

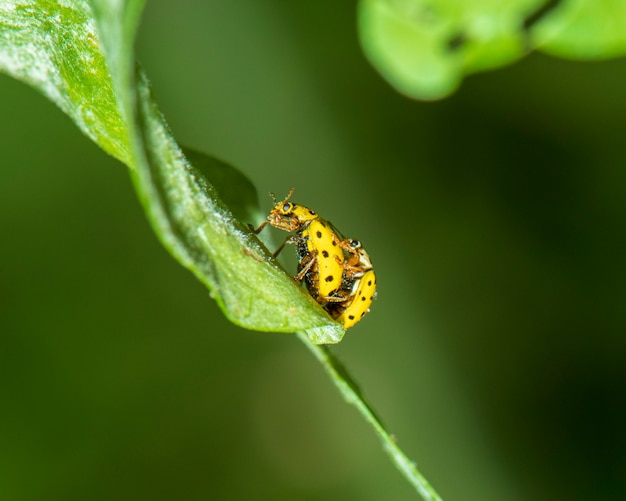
[0,0,344,343]
[358,0,626,100]
[182,148,263,229]
[0,0,131,163]
[532,0,626,59]
[358,0,543,100]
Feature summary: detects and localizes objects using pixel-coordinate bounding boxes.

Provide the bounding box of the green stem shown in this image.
[296,331,442,501]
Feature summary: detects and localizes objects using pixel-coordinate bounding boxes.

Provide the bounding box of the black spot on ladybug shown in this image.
[361,296,366,301]
[325,275,334,282]
[360,312,365,317]
[322,250,329,258]
[332,240,337,246]
[348,315,355,320]
[367,280,372,286]
[316,231,322,238]
[309,209,316,215]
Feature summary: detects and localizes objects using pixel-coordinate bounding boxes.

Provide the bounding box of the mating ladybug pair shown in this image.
[254,189,376,329]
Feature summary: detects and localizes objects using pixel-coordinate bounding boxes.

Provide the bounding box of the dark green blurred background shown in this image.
[2,2,626,500]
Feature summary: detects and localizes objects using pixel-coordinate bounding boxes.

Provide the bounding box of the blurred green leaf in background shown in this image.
[359,0,626,99]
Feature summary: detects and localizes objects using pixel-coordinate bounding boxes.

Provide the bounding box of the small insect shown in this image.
[254,189,376,329]
[339,239,373,279]
[330,270,377,329]
[253,188,318,236]
[296,219,345,301]
[254,189,345,302]
[327,242,377,328]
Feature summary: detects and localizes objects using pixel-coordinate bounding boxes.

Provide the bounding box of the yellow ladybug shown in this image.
[333,270,377,329]
[328,242,376,328]
[254,189,376,329]
[254,189,345,301]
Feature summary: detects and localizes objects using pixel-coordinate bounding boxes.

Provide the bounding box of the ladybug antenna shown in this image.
[270,188,295,206]
[280,187,296,205]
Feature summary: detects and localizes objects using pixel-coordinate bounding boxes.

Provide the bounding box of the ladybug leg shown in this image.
[294,252,317,282]
[251,220,269,234]
[338,238,360,266]
[345,264,366,280]
[321,295,348,303]
[272,235,299,258]
[271,239,287,258]
[319,289,351,304]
